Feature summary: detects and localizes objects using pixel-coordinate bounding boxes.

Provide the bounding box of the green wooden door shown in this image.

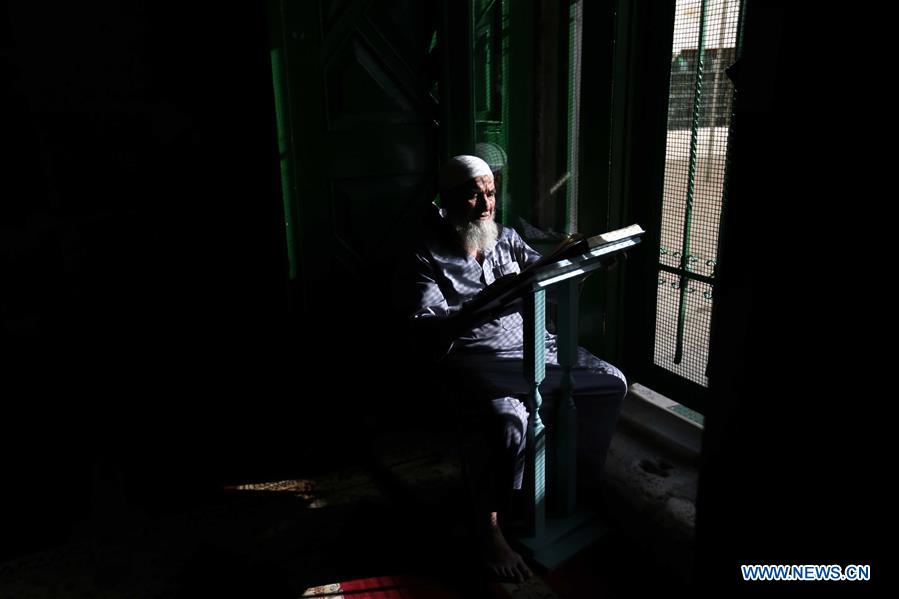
[272,0,440,319]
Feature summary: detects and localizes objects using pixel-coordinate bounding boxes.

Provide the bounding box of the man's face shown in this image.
[446,175,496,225]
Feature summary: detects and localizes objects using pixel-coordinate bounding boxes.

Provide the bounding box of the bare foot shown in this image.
[479,515,533,583]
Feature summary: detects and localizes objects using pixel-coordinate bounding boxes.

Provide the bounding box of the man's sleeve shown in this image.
[394,252,459,320]
[509,228,543,269]
[392,251,461,359]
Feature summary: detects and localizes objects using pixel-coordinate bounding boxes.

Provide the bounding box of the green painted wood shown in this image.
[516,242,640,566]
[522,289,546,539]
[515,508,609,571]
[269,46,299,281]
[472,0,510,224]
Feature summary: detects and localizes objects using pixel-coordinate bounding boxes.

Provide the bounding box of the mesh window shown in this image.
[654,0,741,387]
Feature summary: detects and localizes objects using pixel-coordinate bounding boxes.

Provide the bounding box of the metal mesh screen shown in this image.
[654,0,741,387]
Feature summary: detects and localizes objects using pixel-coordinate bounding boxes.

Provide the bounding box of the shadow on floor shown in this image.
[0,429,691,599]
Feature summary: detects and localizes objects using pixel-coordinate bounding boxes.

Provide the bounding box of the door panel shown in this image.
[280,0,438,309]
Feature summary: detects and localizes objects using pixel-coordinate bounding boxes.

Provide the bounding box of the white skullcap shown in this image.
[438,155,493,193]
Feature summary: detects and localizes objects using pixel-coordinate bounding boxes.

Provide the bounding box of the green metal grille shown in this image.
[654,0,742,387]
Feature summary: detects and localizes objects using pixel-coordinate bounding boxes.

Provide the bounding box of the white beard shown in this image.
[456,219,498,254]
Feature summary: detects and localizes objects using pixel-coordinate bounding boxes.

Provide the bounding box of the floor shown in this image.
[0,426,692,598]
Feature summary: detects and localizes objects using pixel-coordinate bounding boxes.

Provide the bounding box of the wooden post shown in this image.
[522,289,546,538]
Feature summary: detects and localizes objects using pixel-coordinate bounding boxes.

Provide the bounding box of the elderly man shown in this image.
[395,155,627,582]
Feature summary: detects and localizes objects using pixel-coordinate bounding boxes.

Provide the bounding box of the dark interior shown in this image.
[1,1,883,596]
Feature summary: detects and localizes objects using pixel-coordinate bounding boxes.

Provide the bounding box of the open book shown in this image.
[523,223,646,273]
[465,223,645,315]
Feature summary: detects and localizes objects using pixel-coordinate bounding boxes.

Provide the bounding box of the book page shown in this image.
[586,224,646,248]
[467,223,644,316]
